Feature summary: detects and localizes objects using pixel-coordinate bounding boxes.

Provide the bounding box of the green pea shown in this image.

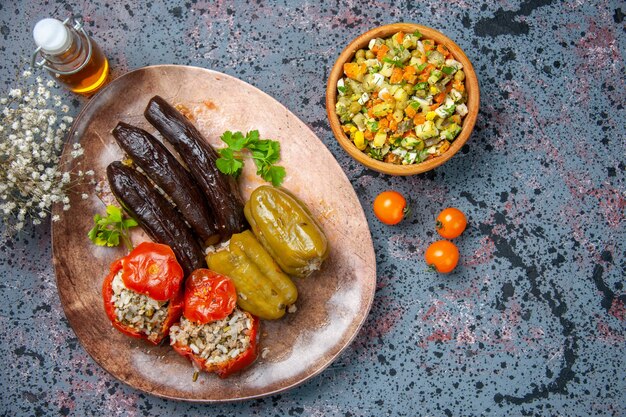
[355,49,366,60]
[349,102,362,114]
[454,70,465,81]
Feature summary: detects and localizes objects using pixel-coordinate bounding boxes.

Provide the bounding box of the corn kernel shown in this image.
[426,111,437,121]
[353,131,366,150]
[350,125,358,133]
[430,86,439,95]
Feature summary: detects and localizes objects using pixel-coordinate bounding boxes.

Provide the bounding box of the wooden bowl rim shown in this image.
[325,23,480,176]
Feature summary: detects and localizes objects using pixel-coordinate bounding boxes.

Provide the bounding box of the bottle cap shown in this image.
[33,18,71,55]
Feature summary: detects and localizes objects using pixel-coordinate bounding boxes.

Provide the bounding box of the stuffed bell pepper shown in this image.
[169,269,259,378]
[102,242,184,345]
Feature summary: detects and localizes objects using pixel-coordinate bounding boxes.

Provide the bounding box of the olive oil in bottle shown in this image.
[32,17,109,96]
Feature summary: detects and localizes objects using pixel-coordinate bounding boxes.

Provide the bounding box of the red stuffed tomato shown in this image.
[102,242,185,344]
[184,269,237,324]
[121,241,184,301]
[170,269,259,378]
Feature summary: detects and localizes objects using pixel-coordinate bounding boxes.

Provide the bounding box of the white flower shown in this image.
[1,71,88,233]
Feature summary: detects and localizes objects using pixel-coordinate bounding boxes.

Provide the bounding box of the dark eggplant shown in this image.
[144,95,247,241]
[107,161,205,276]
[112,122,219,246]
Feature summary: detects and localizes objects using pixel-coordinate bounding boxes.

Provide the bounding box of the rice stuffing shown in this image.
[169,308,253,366]
[110,270,169,342]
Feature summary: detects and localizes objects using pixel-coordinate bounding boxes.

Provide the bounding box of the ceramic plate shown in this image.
[51,65,376,401]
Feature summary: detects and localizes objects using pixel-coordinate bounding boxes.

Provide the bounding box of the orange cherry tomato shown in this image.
[436,207,467,239]
[424,240,459,273]
[373,190,408,225]
[121,242,184,301]
[184,269,237,324]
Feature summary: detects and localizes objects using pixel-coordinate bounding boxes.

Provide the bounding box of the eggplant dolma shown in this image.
[144,95,247,241]
[112,122,219,246]
[106,161,205,276]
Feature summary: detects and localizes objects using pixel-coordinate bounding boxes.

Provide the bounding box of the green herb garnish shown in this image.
[413,30,423,39]
[416,63,428,72]
[337,85,347,94]
[382,57,405,68]
[441,66,456,75]
[88,205,137,251]
[216,130,286,186]
[366,120,379,132]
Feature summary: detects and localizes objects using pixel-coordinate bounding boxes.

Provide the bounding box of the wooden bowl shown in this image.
[326,23,480,176]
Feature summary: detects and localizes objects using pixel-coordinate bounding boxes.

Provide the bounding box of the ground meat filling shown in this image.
[110,271,169,341]
[169,309,253,366]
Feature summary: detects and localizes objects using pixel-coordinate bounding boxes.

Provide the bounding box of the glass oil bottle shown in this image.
[31,17,109,96]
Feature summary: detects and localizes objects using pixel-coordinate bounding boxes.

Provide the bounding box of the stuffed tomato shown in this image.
[102,242,184,345]
[169,269,259,378]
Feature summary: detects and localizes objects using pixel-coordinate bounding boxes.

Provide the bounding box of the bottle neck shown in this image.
[40,26,88,72]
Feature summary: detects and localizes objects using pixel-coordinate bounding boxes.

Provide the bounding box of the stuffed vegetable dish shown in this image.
[96,95,330,380]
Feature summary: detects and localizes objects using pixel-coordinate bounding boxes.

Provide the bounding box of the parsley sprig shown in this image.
[216,130,286,186]
[88,205,138,251]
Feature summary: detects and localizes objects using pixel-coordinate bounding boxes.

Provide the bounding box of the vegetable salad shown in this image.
[335,30,468,165]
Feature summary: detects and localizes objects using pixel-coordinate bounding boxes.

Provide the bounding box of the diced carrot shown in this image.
[343,62,367,81]
[367,108,375,118]
[446,83,453,93]
[419,54,427,64]
[371,44,380,53]
[376,44,389,61]
[451,114,462,125]
[364,130,374,140]
[390,67,404,84]
[434,92,446,103]
[395,32,405,44]
[403,66,418,84]
[439,140,450,153]
[405,105,417,118]
[422,64,435,74]
[437,45,449,57]
[371,92,379,99]
[389,118,398,132]
[423,40,434,52]
[413,114,426,125]
[379,118,389,129]
[430,102,441,111]
[453,81,465,92]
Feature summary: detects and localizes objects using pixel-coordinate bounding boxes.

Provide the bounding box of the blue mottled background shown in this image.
[1,0,625,416]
